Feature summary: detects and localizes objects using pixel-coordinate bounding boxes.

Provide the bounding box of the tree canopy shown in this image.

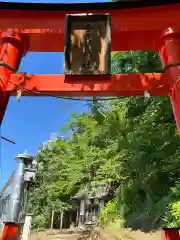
[28,51,180,231]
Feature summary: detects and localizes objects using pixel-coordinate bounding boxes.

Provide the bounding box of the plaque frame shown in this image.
[64,13,111,75]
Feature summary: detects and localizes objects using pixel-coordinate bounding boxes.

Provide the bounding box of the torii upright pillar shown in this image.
[159,27,180,240]
[159,27,180,134]
[0,32,24,124]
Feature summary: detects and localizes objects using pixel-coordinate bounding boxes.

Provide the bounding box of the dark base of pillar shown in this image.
[162,229,180,240]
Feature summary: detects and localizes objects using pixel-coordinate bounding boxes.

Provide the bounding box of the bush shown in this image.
[164,182,180,227]
[32,214,48,230]
[99,200,125,227]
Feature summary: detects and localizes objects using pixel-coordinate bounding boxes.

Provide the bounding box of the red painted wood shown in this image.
[162,229,180,240]
[1,223,20,240]
[0,32,24,125]
[0,4,179,52]
[0,4,180,238]
[7,73,171,97]
[159,27,180,135]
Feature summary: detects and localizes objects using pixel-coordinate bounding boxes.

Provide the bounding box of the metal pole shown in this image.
[0,136,16,144]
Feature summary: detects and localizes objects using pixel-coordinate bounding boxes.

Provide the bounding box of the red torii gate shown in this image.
[0,1,180,239]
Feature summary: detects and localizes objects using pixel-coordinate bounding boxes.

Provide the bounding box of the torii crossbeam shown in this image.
[0,1,180,239]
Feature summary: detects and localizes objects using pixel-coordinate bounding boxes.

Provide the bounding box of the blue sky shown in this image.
[0,0,108,188]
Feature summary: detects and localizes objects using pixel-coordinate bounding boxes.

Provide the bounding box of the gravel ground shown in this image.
[29,228,161,240]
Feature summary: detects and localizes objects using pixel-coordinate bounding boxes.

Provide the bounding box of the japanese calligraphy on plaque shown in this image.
[64,14,111,75]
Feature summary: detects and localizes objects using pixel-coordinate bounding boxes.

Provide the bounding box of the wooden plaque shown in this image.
[64,14,111,75]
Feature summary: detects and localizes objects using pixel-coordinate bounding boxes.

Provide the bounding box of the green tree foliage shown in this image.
[164,182,180,228]
[28,50,180,231]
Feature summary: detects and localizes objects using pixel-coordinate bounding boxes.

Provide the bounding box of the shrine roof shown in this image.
[71,183,111,200]
[0,0,179,11]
